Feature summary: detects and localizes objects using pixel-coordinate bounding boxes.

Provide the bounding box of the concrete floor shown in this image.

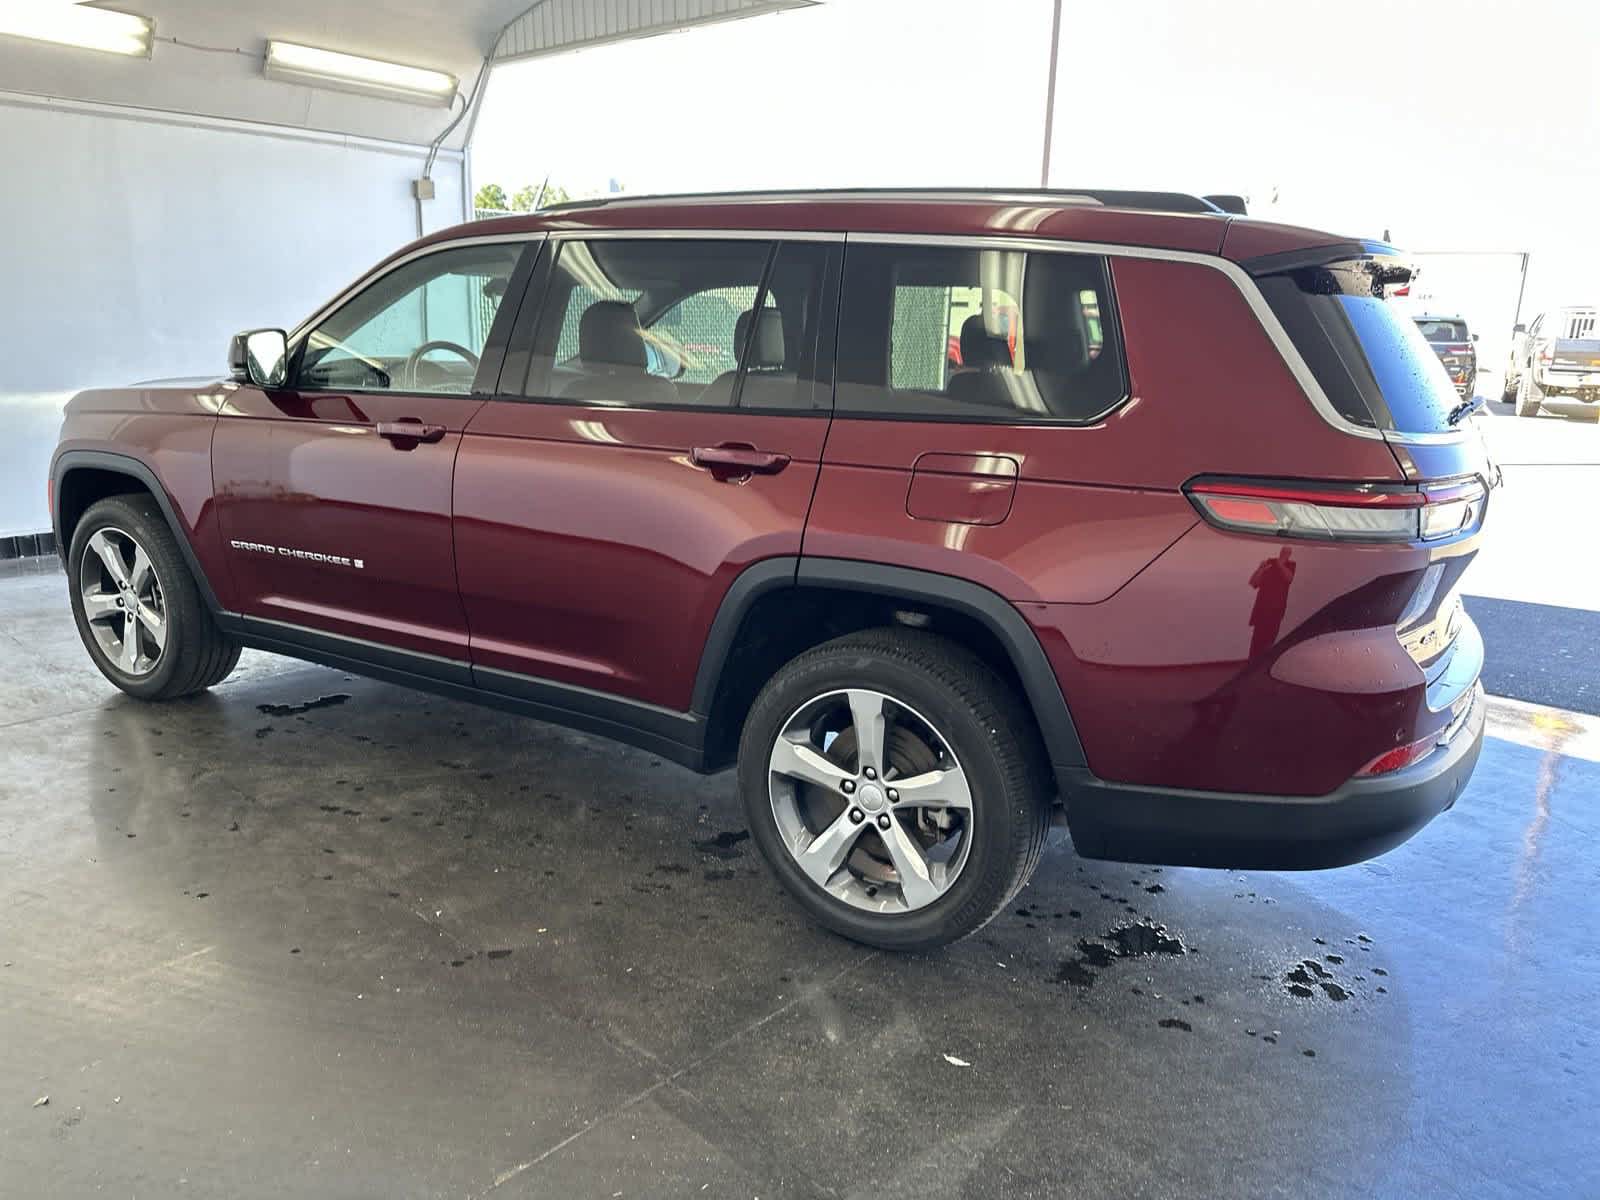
[2,560,1596,1200]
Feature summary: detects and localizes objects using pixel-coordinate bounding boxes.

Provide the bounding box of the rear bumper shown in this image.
[1535,369,1600,400]
[1058,681,1486,870]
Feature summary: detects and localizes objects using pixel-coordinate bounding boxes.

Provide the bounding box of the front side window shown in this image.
[521,238,836,410]
[297,242,524,394]
[836,244,1125,422]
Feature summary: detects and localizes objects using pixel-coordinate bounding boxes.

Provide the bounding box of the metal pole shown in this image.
[1511,252,1531,328]
[1039,0,1063,188]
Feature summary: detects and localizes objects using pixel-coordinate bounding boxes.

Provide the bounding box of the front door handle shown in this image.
[691,442,791,481]
[377,419,447,448]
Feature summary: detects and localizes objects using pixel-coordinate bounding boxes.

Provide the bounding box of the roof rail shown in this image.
[537,187,1226,215]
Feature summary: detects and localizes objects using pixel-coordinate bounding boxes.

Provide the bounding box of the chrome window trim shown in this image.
[283,226,1464,447]
[288,232,548,346]
[846,231,1466,446]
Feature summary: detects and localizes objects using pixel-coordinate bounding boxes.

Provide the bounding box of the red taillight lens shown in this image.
[1357,734,1436,777]
[1185,477,1485,544]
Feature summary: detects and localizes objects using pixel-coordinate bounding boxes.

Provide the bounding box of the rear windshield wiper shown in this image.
[1447,396,1486,425]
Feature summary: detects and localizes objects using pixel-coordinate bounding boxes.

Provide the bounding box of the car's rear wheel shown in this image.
[68,495,241,700]
[737,629,1052,951]
[1514,368,1543,417]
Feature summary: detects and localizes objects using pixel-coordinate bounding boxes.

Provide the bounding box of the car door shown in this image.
[213,237,536,667]
[453,233,842,712]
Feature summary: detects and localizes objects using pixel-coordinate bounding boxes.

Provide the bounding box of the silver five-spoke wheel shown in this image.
[80,527,167,676]
[768,687,974,914]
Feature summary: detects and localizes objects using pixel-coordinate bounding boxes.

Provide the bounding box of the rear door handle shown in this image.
[377,419,447,447]
[691,443,791,481]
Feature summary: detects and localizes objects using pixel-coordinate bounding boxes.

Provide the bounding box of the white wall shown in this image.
[0,92,465,537]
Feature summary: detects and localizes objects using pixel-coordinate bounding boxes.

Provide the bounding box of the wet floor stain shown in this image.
[693,830,750,859]
[1056,921,1187,987]
[256,694,352,717]
[1285,954,1368,1001]
[1158,1017,1192,1032]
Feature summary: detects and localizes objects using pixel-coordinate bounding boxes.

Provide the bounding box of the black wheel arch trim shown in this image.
[692,556,1087,769]
[689,556,800,717]
[51,449,226,615]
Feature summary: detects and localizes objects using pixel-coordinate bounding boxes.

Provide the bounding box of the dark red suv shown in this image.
[50,189,1492,949]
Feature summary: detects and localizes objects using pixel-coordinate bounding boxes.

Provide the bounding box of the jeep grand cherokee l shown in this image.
[50,188,1491,950]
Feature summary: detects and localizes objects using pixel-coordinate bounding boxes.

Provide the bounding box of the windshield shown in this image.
[1259,257,1463,434]
[1415,318,1469,342]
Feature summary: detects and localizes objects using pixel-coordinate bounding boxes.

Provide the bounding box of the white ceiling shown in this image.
[0,0,812,149]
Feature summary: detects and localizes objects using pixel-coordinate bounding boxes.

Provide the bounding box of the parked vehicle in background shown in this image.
[50,188,1492,950]
[1413,314,1477,400]
[1504,306,1600,418]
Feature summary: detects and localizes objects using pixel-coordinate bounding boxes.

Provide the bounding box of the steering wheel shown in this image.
[402,340,479,390]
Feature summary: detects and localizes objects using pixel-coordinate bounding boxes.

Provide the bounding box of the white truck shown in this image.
[1504,306,1600,418]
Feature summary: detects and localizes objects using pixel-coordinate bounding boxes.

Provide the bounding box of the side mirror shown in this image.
[228,328,289,387]
[1512,323,1526,335]
[1471,333,1479,341]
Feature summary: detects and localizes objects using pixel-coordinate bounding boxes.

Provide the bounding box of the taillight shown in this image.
[1356,733,1436,777]
[1185,477,1486,544]
[1538,343,1555,365]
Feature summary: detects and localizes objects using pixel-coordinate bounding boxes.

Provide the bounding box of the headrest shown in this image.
[579,300,646,370]
[1026,324,1089,377]
[959,314,1009,369]
[745,307,786,370]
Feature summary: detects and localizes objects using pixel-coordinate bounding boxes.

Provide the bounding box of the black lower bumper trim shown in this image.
[1059,684,1487,870]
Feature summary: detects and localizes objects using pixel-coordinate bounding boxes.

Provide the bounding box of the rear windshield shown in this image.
[1415,318,1469,342]
[1258,258,1462,434]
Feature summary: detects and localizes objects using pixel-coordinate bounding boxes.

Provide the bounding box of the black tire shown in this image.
[1514,368,1542,417]
[737,628,1053,951]
[67,494,241,700]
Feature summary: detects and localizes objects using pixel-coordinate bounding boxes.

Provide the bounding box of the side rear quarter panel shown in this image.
[804,254,1405,607]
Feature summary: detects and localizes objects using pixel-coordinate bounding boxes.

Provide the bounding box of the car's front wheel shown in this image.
[67,494,241,700]
[737,629,1053,951]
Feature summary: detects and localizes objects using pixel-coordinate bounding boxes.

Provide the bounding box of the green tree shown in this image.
[512,183,572,211]
[474,182,509,212]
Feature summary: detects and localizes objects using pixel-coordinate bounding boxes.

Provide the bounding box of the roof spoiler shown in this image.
[1203,193,1248,215]
[1240,239,1411,281]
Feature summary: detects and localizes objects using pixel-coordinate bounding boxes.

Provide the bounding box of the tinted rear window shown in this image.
[1259,258,1461,434]
[1415,318,1469,342]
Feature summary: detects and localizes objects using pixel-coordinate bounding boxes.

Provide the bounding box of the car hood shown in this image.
[128,375,225,388]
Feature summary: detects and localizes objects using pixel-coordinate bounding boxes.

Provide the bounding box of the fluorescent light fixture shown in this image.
[0,4,153,57]
[264,40,457,107]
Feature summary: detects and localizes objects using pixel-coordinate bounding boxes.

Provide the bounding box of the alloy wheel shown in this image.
[767,688,974,914]
[80,527,167,677]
